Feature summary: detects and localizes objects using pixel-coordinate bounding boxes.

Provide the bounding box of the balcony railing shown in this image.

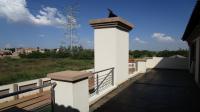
[0,82,56,112]
[129,62,137,74]
[89,67,114,97]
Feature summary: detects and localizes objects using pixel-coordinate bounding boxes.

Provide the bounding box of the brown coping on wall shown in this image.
[129,58,147,63]
[47,71,93,83]
[89,17,134,31]
[134,60,146,62]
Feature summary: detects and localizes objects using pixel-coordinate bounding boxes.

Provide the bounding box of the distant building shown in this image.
[0,49,12,56]
[182,1,200,86]
[15,48,38,54]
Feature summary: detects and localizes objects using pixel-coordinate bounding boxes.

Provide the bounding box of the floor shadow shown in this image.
[93,69,200,112]
[1,107,31,112]
[54,104,80,112]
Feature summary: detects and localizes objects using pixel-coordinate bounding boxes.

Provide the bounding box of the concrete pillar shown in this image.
[48,71,92,112]
[137,60,146,73]
[90,17,134,85]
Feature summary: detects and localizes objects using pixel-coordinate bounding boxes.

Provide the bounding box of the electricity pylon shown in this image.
[65,4,80,49]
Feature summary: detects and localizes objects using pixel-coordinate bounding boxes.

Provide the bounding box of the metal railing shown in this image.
[89,67,114,97]
[129,62,137,74]
[0,82,57,112]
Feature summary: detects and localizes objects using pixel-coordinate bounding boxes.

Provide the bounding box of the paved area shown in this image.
[93,69,200,112]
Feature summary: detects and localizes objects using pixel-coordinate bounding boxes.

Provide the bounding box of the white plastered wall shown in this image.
[115,28,129,85]
[94,28,129,85]
[52,79,89,112]
[94,28,116,71]
[73,79,89,112]
[51,80,74,107]
[137,61,146,73]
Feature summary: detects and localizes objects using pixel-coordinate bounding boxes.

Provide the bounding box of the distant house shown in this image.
[0,49,12,56]
[15,48,38,54]
[182,1,200,86]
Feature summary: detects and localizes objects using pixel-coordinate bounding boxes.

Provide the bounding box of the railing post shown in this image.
[51,84,56,112]
[96,74,99,94]
[38,79,43,93]
[136,62,138,71]
[13,84,18,100]
[112,68,114,86]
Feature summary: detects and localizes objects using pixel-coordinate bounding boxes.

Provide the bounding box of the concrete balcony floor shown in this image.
[92,69,200,112]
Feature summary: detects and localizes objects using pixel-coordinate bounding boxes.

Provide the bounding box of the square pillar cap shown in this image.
[90,17,134,31]
[47,71,92,83]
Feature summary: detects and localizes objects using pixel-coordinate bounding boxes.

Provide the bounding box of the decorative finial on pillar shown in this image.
[108,9,118,18]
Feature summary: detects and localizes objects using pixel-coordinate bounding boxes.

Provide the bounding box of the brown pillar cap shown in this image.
[47,71,92,83]
[90,17,134,31]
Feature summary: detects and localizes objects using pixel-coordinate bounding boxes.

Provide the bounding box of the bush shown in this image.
[20,51,47,58]
[129,50,156,58]
[156,49,188,57]
[129,49,188,58]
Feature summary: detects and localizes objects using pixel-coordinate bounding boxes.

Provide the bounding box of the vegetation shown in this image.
[0,57,93,85]
[19,46,94,60]
[129,49,188,58]
[156,49,188,57]
[129,50,156,58]
[0,46,188,85]
[18,46,188,60]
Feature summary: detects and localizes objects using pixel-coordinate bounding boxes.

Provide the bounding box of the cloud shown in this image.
[19,44,24,47]
[79,39,94,49]
[0,0,66,27]
[152,33,175,42]
[5,43,11,48]
[39,34,45,37]
[150,33,188,50]
[134,37,147,44]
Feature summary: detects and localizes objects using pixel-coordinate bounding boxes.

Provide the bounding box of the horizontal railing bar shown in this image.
[92,79,112,88]
[94,75,112,83]
[0,82,57,99]
[99,80,112,86]
[89,67,115,96]
[95,76,112,80]
[95,74,112,78]
[93,73,112,78]
[94,70,113,92]
[94,79,112,87]
[92,67,114,74]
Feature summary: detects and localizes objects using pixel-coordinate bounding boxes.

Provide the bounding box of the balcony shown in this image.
[0,56,196,112]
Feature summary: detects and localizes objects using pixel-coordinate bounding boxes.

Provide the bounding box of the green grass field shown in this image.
[0,57,94,85]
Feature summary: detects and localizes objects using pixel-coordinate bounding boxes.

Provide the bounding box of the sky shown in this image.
[0,0,197,51]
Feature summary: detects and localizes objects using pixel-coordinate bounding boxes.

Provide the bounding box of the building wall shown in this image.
[199,38,200,85]
[195,37,200,85]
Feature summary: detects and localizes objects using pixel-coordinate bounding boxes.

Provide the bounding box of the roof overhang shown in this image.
[182,1,200,41]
